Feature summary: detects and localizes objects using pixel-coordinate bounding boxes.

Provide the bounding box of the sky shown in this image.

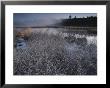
[14,13,97,27]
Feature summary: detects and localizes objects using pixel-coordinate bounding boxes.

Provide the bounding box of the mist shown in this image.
[14,13,97,27]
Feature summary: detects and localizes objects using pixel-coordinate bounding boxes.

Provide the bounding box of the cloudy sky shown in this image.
[14,13,97,27]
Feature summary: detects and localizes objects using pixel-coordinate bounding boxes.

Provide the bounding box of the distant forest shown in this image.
[60,16,97,27]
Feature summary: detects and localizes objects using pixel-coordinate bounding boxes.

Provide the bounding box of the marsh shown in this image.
[13,13,97,75]
[14,27,97,75]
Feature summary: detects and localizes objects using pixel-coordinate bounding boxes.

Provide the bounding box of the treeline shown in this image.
[60,16,97,27]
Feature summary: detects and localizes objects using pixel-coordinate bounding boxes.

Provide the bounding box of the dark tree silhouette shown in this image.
[60,16,97,27]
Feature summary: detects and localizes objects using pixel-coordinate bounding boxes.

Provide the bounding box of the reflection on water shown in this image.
[32,28,97,45]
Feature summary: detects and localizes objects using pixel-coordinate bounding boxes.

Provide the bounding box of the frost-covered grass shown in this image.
[14,28,97,75]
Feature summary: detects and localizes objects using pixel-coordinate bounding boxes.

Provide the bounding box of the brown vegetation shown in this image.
[16,28,32,39]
